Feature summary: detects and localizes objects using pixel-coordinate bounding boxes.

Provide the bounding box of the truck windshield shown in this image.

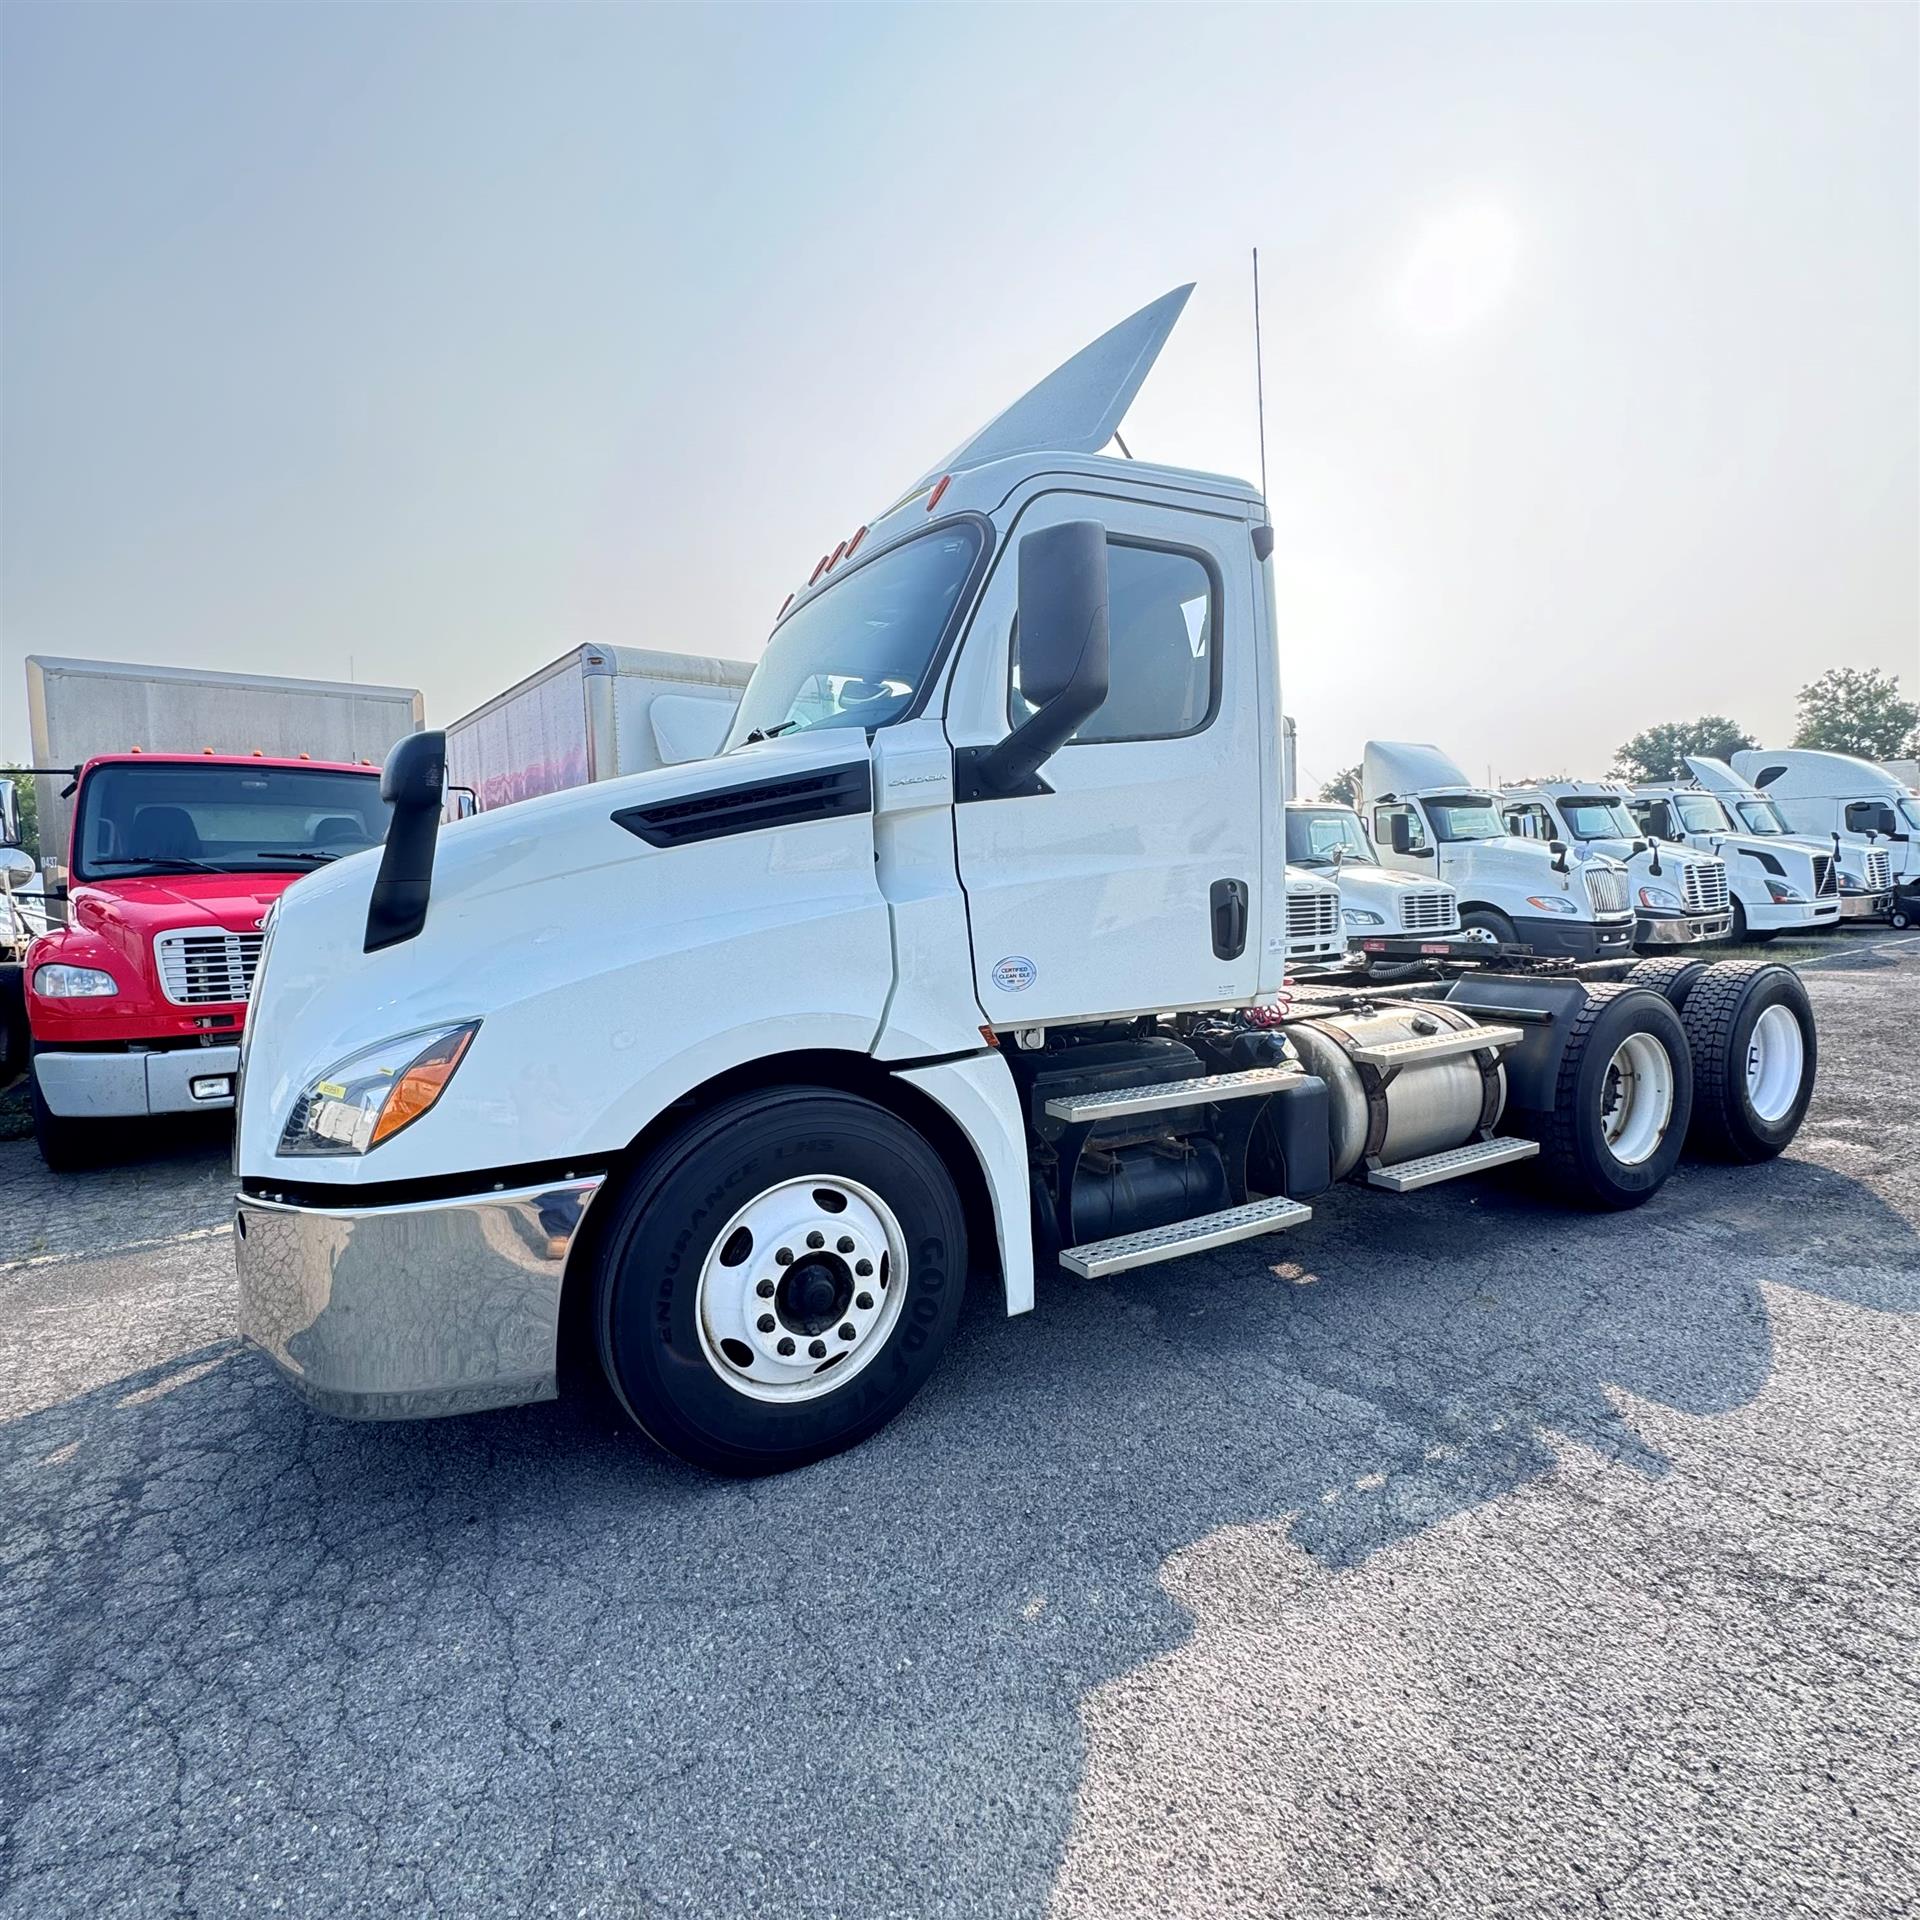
[1425,795,1508,842]
[1675,794,1732,833]
[1286,807,1376,866]
[1560,796,1639,840]
[72,764,392,879]
[726,524,985,749]
[1734,798,1791,836]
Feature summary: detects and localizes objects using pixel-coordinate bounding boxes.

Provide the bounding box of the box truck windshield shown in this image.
[72,763,392,879]
[726,524,985,748]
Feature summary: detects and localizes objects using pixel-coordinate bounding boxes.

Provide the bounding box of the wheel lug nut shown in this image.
[757,1314,776,1333]
[855,1292,873,1311]
[775,1248,793,1266]
[777,1337,796,1356]
[806,1230,825,1249]
[837,1235,854,1253]
[756,1279,775,1298]
[838,1323,855,1341]
[808,1339,827,1359]
[855,1258,873,1277]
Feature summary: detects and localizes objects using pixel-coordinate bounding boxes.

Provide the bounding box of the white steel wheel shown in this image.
[1598,1031,1675,1167]
[1744,1002,1805,1124]
[694,1174,909,1404]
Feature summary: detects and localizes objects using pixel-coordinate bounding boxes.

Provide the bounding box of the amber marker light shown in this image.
[369,1024,478,1147]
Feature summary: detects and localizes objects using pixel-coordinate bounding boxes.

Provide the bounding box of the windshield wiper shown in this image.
[90,856,234,877]
[274,851,343,864]
[741,719,801,745]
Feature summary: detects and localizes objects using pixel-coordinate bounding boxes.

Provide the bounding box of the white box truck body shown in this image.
[445,646,753,813]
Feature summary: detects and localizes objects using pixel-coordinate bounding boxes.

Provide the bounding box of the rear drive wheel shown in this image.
[1460,906,1518,949]
[595,1088,967,1475]
[1624,956,1709,1011]
[29,1064,113,1173]
[1520,985,1692,1209]
[1679,961,1817,1162]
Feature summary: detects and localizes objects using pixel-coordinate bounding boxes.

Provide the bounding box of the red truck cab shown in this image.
[25,751,389,1169]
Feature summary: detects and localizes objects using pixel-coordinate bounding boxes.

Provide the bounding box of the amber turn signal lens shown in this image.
[369,1024,477,1146]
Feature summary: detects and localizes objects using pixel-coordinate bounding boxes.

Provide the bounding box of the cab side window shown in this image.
[1845,801,1887,835]
[1372,803,1428,851]
[1011,539,1217,744]
[1632,800,1673,838]
[1504,802,1552,840]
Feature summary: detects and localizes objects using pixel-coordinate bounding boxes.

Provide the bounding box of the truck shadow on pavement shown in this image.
[2,1156,1915,1918]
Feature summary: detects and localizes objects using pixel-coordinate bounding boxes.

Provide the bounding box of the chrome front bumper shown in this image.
[1839,892,1891,920]
[35,1044,242,1116]
[234,1176,605,1420]
[1635,913,1733,946]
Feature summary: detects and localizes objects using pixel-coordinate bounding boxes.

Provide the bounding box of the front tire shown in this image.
[29,1066,113,1173]
[1730,899,1776,945]
[1460,906,1518,948]
[595,1088,967,1476]
[1680,961,1817,1162]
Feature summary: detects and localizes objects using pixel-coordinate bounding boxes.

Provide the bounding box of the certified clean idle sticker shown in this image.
[991,955,1037,993]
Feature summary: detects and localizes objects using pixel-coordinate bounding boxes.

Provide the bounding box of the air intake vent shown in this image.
[1397,889,1456,933]
[155,930,264,1006]
[1584,867,1631,917]
[1813,854,1836,897]
[1286,888,1342,954]
[1862,848,1891,892]
[613,763,872,849]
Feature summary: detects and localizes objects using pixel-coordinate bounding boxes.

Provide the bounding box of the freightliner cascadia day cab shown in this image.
[1730,748,1914,927]
[1627,758,1842,941]
[1283,799,1474,967]
[234,288,1823,1475]
[445,645,753,814]
[1362,743,1638,960]
[1499,784,1731,949]
[21,657,421,1170]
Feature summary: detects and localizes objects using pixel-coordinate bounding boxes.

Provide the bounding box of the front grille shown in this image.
[1584,866,1631,916]
[1813,855,1836,897]
[1286,888,1342,952]
[1681,861,1730,914]
[155,929,264,1006]
[1397,889,1457,933]
[1862,848,1892,892]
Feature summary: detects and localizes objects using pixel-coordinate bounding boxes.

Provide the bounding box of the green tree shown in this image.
[1791,667,1920,761]
[1611,717,1756,784]
[1318,764,1363,807]
[1,767,38,863]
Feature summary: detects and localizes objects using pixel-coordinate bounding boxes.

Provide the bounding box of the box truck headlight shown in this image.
[1341,908,1385,928]
[1525,895,1579,915]
[280,1022,479,1156]
[1835,866,1863,890]
[1637,885,1683,912]
[34,963,119,998]
[1765,880,1807,904]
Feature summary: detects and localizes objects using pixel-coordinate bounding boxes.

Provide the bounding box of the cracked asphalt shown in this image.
[2,942,1916,1918]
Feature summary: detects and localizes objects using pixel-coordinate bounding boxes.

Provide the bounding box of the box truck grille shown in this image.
[1860,848,1892,892]
[155,930,264,1005]
[1583,867,1631,916]
[1681,862,1729,915]
[1813,855,1836,897]
[1286,890,1342,951]
[1396,889,1456,933]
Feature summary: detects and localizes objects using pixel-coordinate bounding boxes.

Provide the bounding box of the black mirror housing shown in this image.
[1387,813,1412,855]
[366,730,447,952]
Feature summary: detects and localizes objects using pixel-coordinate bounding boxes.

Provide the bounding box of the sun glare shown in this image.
[1395,203,1519,337]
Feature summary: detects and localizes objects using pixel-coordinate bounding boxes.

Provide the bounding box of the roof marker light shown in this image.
[926,474,951,514]
[809,552,831,584]
[845,525,868,558]
[826,538,848,571]
[777,593,794,619]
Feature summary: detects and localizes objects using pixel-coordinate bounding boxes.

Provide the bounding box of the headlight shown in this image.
[1341,908,1385,928]
[279,1022,479,1156]
[1836,868,1862,889]
[1637,886,1684,911]
[1765,880,1807,904]
[34,963,119,998]
[1525,895,1580,915]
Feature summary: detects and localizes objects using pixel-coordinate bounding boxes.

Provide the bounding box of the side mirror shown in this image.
[1548,838,1570,873]
[0,847,32,884]
[0,778,20,850]
[963,522,1109,799]
[1387,814,1412,855]
[366,730,446,952]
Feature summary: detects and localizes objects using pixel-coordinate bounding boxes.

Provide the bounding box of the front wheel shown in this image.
[1460,906,1518,948]
[595,1088,968,1475]
[30,1065,115,1172]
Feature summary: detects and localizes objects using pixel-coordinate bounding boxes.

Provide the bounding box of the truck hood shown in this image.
[1683,755,1762,801]
[1573,838,1719,888]
[1729,747,1901,799]
[1306,862,1448,894]
[67,871,302,973]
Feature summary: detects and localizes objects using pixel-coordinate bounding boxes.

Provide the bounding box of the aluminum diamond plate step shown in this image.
[1060,1195,1313,1278]
[1364,1136,1541,1192]
[1044,1065,1298,1125]
[1346,1023,1525,1069]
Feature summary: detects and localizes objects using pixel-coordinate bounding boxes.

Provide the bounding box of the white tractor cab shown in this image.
[234,286,1824,1477]
[1627,757,1842,941]
[1284,800,1480,968]
[1363,743,1637,962]
[1499,783,1732,949]
[1730,748,1915,928]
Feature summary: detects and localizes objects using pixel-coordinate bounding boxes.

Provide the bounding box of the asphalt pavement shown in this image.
[2,940,1916,1918]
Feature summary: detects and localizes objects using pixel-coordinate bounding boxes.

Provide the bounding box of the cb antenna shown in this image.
[1252,247,1270,509]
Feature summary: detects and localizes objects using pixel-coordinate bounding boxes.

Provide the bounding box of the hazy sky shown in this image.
[3,2,1915,794]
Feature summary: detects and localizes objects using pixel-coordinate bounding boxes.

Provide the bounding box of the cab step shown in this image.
[1363,1135,1540,1192]
[1059,1195,1313,1278]
[1346,1023,1525,1070]
[1044,1065,1298,1125]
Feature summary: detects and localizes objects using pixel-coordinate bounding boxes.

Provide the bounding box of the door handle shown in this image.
[1210,878,1249,961]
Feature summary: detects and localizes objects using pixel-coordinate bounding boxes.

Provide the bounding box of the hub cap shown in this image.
[1745,1003,1804,1123]
[1598,1032,1675,1166]
[695,1176,907,1403]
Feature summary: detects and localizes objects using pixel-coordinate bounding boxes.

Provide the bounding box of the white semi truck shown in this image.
[1283,799,1479,968]
[1498,783,1732,948]
[1626,758,1843,940]
[445,645,753,813]
[1730,748,1914,927]
[233,287,1822,1475]
[1363,743,1638,961]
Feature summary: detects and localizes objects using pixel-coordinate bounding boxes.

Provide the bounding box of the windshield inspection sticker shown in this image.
[991,955,1037,993]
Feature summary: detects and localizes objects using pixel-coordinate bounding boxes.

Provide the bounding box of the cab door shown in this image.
[943,487,1271,1027]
